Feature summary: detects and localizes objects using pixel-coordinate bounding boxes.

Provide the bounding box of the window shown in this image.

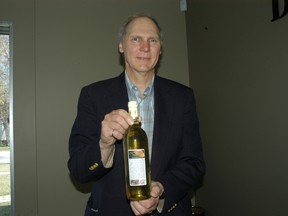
[0,22,13,216]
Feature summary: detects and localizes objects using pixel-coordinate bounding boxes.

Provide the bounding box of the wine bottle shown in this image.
[123,101,151,201]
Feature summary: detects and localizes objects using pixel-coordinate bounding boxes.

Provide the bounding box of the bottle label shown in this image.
[128,149,147,186]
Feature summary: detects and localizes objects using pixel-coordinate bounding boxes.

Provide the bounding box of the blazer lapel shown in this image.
[106,72,129,111]
[151,76,172,179]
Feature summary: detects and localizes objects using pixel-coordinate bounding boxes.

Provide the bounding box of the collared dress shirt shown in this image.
[125,72,155,160]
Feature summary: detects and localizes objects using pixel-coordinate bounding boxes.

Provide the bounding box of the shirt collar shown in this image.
[125,71,154,99]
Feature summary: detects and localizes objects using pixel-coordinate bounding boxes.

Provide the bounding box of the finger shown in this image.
[101,118,116,140]
[101,109,134,144]
[150,182,161,198]
[106,110,133,139]
[150,181,164,198]
[132,199,157,215]
[106,110,131,129]
[130,201,142,216]
[109,128,122,140]
[117,109,134,124]
[111,109,134,128]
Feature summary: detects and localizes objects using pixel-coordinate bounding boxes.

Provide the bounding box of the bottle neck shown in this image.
[133,116,142,126]
[128,102,141,126]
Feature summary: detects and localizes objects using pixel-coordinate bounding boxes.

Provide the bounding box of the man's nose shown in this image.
[140,41,150,52]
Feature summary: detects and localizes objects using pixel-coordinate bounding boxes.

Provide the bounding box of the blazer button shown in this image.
[89,163,99,171]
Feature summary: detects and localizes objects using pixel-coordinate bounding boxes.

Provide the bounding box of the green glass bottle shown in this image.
[123,101,151,201]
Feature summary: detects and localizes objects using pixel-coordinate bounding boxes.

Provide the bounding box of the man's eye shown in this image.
[131,37,141,42]
[149,38,159,43]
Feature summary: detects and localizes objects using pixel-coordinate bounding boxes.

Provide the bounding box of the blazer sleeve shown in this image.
[68,85,111,183]
[156,87,206,213]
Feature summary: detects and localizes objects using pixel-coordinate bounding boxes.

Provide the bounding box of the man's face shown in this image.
[119,17,162,74]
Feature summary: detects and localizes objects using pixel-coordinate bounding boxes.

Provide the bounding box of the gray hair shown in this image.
[118,13,164,45]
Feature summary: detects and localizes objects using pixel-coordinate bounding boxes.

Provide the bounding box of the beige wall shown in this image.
[0,0,190,215]
[186,0,288,215]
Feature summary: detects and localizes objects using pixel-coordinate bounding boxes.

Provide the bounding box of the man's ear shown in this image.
[119,43,124,53]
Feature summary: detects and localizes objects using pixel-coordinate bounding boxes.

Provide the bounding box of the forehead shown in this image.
[126,17,159,37]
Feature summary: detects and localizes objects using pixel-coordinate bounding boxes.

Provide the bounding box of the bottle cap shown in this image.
[128,101,137,108]
[128,101,138,119]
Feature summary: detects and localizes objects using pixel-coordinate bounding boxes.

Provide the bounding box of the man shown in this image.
[68,13,205,216]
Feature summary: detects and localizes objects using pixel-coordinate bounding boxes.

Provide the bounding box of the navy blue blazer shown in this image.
[68,72,205,216]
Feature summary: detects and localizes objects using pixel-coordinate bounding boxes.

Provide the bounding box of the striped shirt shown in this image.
[125,72,155,160]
